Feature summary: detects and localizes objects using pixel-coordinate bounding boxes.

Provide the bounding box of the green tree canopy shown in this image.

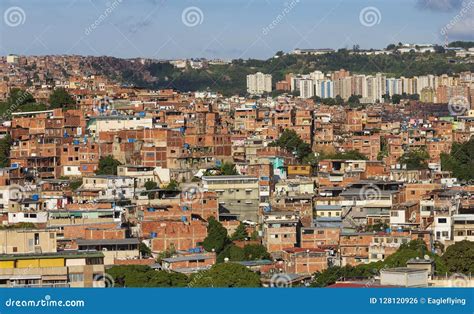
[391,94,402,104]
[7,88,35,106]
[442,240,474,274]
[441,138,474,182]
[138,243,152,258]
[49,88,75,108]
[190,263,261,287]
[96,155,122,175]
[106,265,189,287]
[144,180,158,191]
[270,129,312,161]
[243,244,271,261]
[310,240,447,287]
[164,180,179,190]
[217,244,245,263]
[398,148,430,170]
[217,244,271,263]
[201,216,230,253]
[0,134,12,167]
[231,223,248,241]
[220,162,239,175]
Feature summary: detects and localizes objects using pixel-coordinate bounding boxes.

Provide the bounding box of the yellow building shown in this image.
[0,251,105,288]
[0,229,57,254]
[315,205,342,218]
[287,165,313,178]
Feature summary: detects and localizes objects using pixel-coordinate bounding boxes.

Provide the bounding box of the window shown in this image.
[438,218,447,224]
[34,233,40,245]
[68,273,84,282]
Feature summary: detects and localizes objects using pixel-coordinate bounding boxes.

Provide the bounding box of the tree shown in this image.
[348,95,360,105]
[164,180,179,190]
[310,240,447,287]
[391,94,402,104]
[139,242,152,258]
[441,138,474,182]
[144,180,158,191]
[231,223,248,241]
[0,134,12,167]
[270,129,312,161]
[335,95,344,105]
[49,88,75,108]
[442,240,474,274]
[302,153,318,167]
[96,155,122,175]
[311,265,373,287]
[398,148,430,170]
[69,179,82,191]
[201,217,230,253]
[220,162,238,175]
[217,245,245,263]
[243,244,271,260]
[190,263,261,287]
[106,265,188,287]
[448,41,474,50]
[7,88,35,106]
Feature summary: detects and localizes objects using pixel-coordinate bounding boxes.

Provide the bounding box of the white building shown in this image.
[6,54,19,64]
[79,175,136,200]
[315,80,334,98]
[299,79,314,99]
[247,72,272,95]
[431,214,452,244]
[453,214,474,242]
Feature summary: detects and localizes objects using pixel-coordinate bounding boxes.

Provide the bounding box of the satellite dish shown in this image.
[424,254,430,260]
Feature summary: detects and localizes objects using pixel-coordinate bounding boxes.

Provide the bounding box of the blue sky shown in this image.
[0,0,472,59]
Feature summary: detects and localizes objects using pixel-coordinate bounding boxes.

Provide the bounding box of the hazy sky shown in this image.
[0,0,472,59]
